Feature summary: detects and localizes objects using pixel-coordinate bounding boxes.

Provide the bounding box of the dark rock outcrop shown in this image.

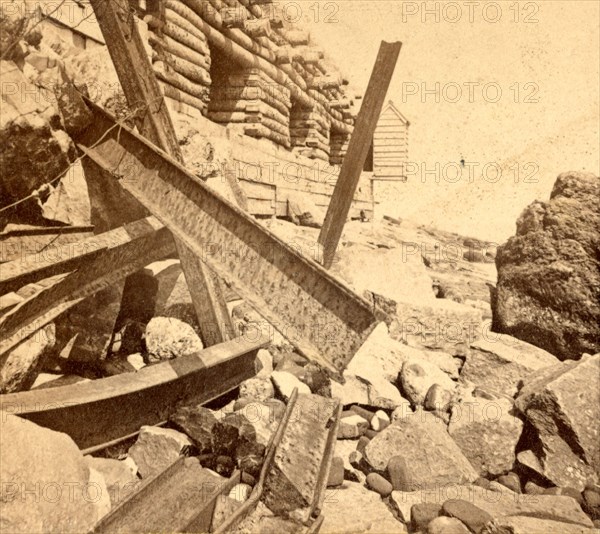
[493,172,600,360]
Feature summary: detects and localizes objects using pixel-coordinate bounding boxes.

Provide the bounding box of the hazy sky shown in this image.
[291,1,599,239]
[299,0,599,170]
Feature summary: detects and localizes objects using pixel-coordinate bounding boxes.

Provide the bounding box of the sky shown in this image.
[295,0,599,239]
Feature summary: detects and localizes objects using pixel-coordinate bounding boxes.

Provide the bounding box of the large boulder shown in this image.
[331,244,435,306]
[321,482,407,533]
[386,297,483,353]
[336,322,455,411]
[0,61,75,218]
[41,161,91,226]
[332,373,408,411]
[347,322,459,384]
[400,358,457,407]
[493,172,600,360]
[364,411,479,490]
[448,389,523,477]
[1,415,109,533]
[84,456,139,507]
[515,354,600,491]
[144,317,204,362]
[128,426,191,478]
[461,333,560,397]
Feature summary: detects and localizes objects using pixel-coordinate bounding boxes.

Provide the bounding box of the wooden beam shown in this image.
[0,223,170,295]
[0,335,267,450]
[77,100,377,377]
[92,459,241,534]
[318,42,401,268]
[0,218,174,358]
[89,0,236,346]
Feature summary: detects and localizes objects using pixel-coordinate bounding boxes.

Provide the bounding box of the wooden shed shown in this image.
[366,100,410,219]
[372,100,409,179]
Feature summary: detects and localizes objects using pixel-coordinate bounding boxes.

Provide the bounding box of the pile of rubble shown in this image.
[2,3,600,533]
[3,214,600,533]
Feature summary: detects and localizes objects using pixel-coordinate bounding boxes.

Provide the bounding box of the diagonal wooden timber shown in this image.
[0,222,172,296]
[0,217,174,357]
[89,0,235,347]
[91,458,241,534]
[0,335,267,450]
[319,41,402,268]
[77,101,377,377]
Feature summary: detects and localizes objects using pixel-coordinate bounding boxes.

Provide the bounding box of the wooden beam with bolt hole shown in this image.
[318,41,402,269]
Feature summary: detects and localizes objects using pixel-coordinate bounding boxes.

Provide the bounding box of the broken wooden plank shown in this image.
[0,225,94,263]
[0,217,174,357]
[89,0,236,347]
[318,41,402,268]
[78,100,377,377]
[0,334,267,450]
[0,221,169,296]
[262,393,341,522]
[92,457,240,534]
[214,389,340,533]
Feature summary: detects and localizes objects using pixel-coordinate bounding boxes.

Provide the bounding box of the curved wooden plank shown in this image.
[0,335,268,450]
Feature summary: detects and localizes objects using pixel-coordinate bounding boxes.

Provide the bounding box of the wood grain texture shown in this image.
[90,0,235,347]
[318,41,402,268]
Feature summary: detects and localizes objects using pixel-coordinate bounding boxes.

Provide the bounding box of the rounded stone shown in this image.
[387,455,410,491]
[497,472,521,493]
[411,503,442,531]
[427,516,470,534]
[366,473,393,497]
[582,489,600,519]
[357,435,371,455]
[442,499,493,533]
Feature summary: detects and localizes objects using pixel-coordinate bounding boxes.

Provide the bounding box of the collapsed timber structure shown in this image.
[1,0,400,530]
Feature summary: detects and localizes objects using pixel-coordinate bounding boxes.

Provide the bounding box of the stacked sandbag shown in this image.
[330,133,351,165]
[289,107,331,162]
[208,67,291,148]
[146,0,213,116]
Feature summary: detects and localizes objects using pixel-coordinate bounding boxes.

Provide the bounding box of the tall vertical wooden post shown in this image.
[89,0,235,345]
[318,41,401,269]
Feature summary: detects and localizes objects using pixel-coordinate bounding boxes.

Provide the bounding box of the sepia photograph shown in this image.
[0,0,598,532]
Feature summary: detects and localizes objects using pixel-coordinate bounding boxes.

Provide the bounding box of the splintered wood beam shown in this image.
[318,41,402,269]
[0,218,174,358]
[76,100,377,377]
[0,335,268,450]
[0,224,170,295]
[89,0,236,346]
[92,459,241,534]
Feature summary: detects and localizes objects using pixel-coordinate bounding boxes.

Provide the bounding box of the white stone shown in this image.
[271,370,310,401]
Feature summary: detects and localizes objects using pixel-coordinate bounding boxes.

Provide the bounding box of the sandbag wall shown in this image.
[136,0,356,163]
[208,66,292,148]
[145,1,213,116]
[330,133,351,165]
